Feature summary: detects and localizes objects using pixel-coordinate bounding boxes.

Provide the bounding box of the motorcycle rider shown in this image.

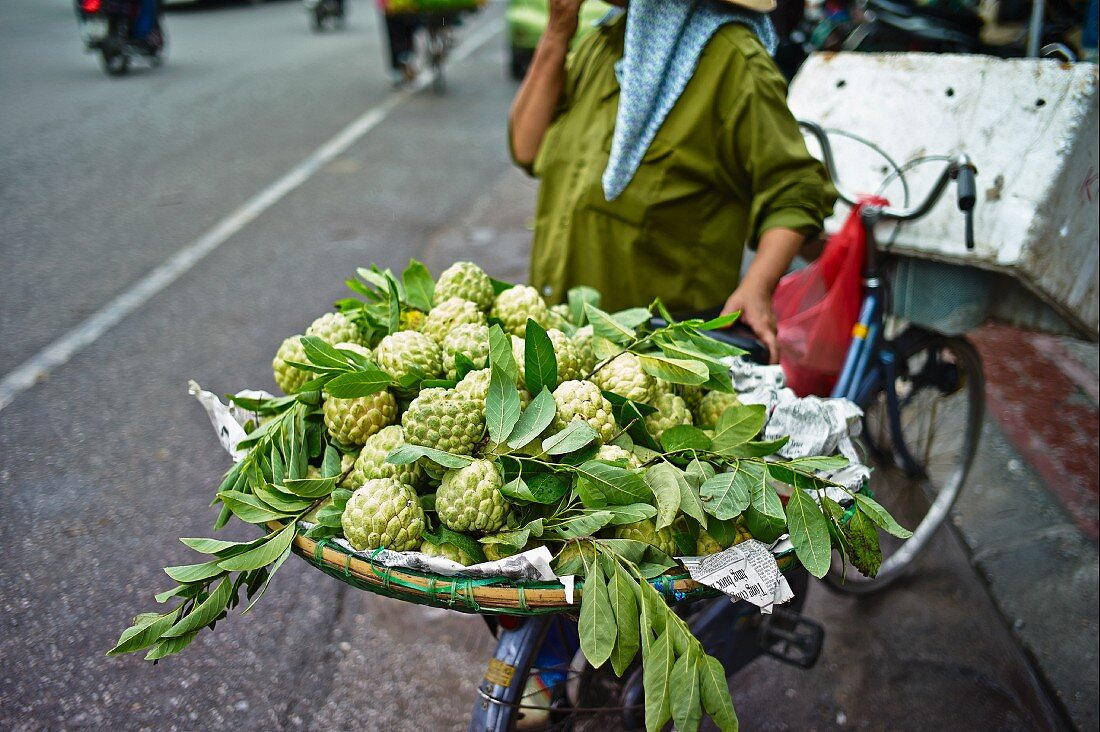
[132,0,162,50]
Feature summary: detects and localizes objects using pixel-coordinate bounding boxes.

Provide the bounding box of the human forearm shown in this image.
[509,2,581,165]
[720,227,806,363]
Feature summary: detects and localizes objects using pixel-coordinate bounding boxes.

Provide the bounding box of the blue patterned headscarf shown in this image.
[602,0,778,201]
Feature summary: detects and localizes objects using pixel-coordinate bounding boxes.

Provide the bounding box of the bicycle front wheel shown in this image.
[827,331,984,592]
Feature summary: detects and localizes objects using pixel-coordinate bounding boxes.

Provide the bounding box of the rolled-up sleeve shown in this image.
[716,50,836,246]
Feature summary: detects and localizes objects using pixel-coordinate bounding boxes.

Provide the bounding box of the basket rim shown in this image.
[279,521,797,615]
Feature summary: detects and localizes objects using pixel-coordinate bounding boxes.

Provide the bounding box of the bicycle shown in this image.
[795,120,984,593]
[466,122,983,730]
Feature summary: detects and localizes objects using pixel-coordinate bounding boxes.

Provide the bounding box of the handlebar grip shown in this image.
[956,166,976,212]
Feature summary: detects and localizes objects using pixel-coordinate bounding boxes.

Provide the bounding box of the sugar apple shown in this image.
[552,541,599,575]
[491,285,550,337]
[434,261,494,311]
[401,309,426,332]
[341,478,425,551]
[595,444,642,468]
[695,390,741,429]
[419,540,480,566]
[402,387,485,455]
[347,425,424,489]
[436,459,509,534]
[548,303,572,331]
[591,352,656,404]
[571,325,598,374]
[421,297,486,344]
[482,540,521,563]
[306,312,361,346]
[654,380,704,412]
[696,528,727,555]
[375,330,443,384]
[273,335,311,394]
[644,393,693,440]
[611,518,677,556]
[552,380,618,444]
[455,369,531,410]
[323,389,398,446]
[441,323,490,380]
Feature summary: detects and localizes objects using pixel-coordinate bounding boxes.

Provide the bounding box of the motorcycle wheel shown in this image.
[101,47,130,76]
[311,7,325,31]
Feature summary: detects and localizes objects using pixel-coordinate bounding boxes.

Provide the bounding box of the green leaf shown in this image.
[742,462,786,541]
[720,436,790,458]
[281,476,338,498]
[543,420,600,455]
[606,561,641,677]
[606,502,658,525]
[585,303,635,345]
[421,525,487,564]
[785,488,832,578]
[106,610,180,656]
[699,654,738,732]
[321,445,343,479]
[385,276,402,335]
[788,455,850,472]
[685,459,716,489]
[486,367,522,445]
[660,425,713,452]
[178,535,269,556]
[217,523,297,572]
[672,466,709,529]
[764,462,839,492]
[637,353,709,386]
[154,584,203,604]
[523,319,558,396]
[698,313,742,331]
[313,503,344,528]
[453,352,479,381]
[568,285,601,326]
[822,495,853,561]
[578,561,616,668]
[480,528,530,554]
[253,484,315,513]
[144,630,199,661]
[488,324,518,384]
[645,463,683,530]
[164,560,225,584]
[402,259,434,311]
[853,493,913,539]
[385,443,473,469]
[300,336,353,371]
[711,404,767,451]
[576,460,652,506]
[501,473,570,504]
[161,577,232,638]
[506,389,557,449]
[699,466,753,521]
[643,628,674,732]
[216,491,289,525]
[489,277,513,296]
[845,507,882,578]
[670,649,704,732]
[242,542,294,613]
[323,369,392,399]
[612,307,652,331]
[551,511,615,540]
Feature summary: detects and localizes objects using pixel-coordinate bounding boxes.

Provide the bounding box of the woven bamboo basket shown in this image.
[281,522,798,616]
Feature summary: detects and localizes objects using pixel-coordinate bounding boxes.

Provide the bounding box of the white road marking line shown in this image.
[0,16,501,414]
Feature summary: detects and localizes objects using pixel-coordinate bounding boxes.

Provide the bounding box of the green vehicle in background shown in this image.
[506,0,612,79]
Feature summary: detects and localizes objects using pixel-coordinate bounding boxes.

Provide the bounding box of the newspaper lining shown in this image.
[678,539,794,614]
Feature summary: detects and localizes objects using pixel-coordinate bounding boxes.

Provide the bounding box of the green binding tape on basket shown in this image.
[517,585,527,612]
[313,538,328,563]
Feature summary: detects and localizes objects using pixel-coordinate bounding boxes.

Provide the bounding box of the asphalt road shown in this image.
[0,1,1070,730]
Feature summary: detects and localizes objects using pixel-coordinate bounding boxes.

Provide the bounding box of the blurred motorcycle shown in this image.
[304,0,346,31]
[75,0,165,76]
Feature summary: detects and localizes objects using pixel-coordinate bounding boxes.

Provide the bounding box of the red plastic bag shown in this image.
[773,199,884,396]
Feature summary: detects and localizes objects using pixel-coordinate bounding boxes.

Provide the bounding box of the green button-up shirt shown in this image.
[515,15,836,313]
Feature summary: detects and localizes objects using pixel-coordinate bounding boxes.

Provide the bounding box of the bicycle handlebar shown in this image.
[798,120,977,249]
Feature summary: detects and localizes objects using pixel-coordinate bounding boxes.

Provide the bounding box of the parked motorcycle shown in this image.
[75,0,165,76]
[304,0,346,31]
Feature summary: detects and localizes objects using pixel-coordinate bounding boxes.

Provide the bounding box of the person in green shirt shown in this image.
[509,0,836,362]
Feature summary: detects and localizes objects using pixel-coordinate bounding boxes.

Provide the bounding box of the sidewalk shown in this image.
[425,167,1100,730]
[958,326,1099,730]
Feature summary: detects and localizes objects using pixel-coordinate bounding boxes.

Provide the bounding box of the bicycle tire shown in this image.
[826,331,984,592]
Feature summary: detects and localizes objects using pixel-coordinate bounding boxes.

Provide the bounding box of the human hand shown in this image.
[720,284,780,364]
[547,0,585,38]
